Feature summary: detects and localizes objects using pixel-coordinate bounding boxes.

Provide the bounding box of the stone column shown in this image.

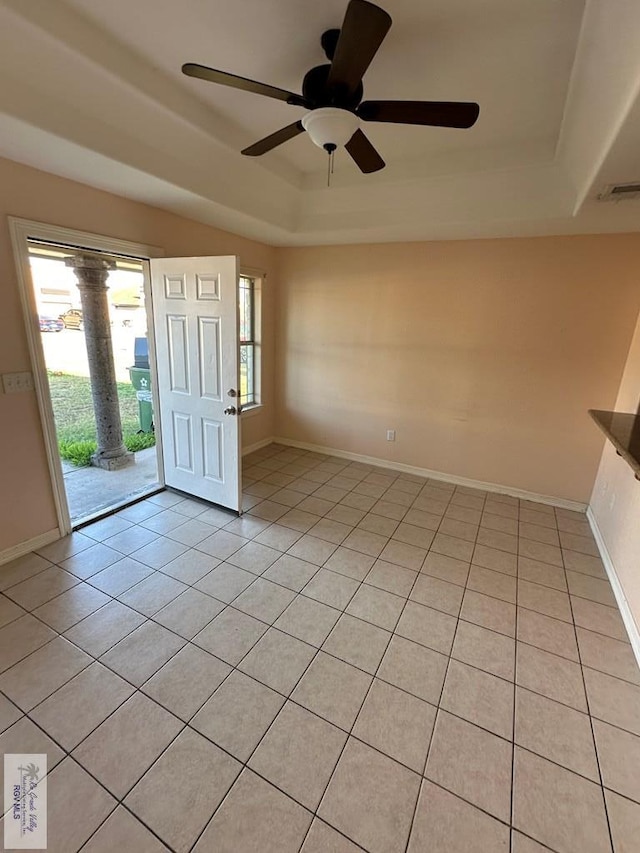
[65,253,134,470]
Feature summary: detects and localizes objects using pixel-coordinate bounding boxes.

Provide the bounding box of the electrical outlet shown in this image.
[2,372,34,394]
[386,429,396,441]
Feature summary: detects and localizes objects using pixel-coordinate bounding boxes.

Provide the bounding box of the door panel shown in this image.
[151,256,241,511]
[167,315,189,392]
[199,317,221,399]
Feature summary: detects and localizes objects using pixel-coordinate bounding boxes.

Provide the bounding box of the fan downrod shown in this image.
[321,29,340,60]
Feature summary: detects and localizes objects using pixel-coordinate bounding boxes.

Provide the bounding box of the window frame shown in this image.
[238,271,262,414]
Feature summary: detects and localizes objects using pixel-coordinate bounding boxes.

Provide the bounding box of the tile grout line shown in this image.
[175,469,385,849]
[13,617,323,851]
[402,480,464,853]
[204,456,431,852]
[304,541,415,853]
[509,499,521,853]
[184,574,368,850]
[560,518,617,853]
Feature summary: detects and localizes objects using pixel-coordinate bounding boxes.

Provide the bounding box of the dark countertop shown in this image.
[589,409,640,480]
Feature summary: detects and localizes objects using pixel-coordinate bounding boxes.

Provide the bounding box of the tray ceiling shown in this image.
[0,0,639,245]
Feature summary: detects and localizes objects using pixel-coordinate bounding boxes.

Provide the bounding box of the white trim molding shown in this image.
[587,506,640,667]
[0,529,60,567]
[242,437,275,456]
[8,217,163,260]
[273,437,588,512]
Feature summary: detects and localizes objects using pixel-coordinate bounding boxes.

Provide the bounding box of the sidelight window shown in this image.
[239,274,259,408]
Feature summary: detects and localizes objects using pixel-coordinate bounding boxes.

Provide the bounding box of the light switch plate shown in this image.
[2,372,35,394]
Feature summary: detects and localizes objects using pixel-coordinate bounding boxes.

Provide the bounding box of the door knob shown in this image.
[224,406,237,416]
[227,389,238,397]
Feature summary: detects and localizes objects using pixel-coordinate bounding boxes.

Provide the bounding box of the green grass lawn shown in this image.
[48,371,155,465]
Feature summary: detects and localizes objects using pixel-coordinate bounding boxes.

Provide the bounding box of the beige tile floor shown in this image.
[1,443,640,852]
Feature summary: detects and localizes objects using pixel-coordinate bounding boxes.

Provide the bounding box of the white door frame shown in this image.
[9,217,164,535]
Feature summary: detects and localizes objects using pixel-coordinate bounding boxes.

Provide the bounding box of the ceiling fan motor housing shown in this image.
[302,63,363,110]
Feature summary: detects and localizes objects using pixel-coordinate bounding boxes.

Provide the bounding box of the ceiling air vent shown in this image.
[598,182,640,201]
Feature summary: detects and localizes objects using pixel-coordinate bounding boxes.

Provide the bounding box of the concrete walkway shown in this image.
[63,447,160,523]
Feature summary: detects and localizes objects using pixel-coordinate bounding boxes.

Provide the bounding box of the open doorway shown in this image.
[27,240,161,524]
[12,219,248,536]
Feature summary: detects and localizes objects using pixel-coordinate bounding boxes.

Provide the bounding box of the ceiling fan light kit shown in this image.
[182,0,479,177]
[301,108,360,151]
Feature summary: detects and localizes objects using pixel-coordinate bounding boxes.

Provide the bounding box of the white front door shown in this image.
[150,256,241,511]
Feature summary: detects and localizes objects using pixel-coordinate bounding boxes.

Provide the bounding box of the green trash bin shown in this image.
[128,366,154,433]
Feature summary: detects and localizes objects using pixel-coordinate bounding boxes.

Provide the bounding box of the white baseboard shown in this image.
[242,436,276,456]
[587,507,640,668]
[272,436,587,512]
[0,529,61,567]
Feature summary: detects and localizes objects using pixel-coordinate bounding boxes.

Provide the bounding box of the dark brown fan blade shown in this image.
[182,63,309,107]
[345,129,385,173]
[326,1,392,97]
[242,121,305,156]
[358,100,480,128]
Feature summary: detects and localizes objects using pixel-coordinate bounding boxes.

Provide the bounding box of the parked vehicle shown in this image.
[39,315,64,332]
[59,308,84,330]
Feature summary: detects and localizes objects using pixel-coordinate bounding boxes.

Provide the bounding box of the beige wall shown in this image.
[590,309,640,636]
[0,157,276,555]
[275,236,640,503]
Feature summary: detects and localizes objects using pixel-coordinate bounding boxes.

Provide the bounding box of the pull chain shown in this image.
[324,143,337,187]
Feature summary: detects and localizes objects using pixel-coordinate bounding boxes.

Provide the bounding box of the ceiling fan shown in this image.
[182,0,479,174]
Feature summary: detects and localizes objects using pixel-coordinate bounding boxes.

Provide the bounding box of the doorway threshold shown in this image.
[73,484,165,530]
